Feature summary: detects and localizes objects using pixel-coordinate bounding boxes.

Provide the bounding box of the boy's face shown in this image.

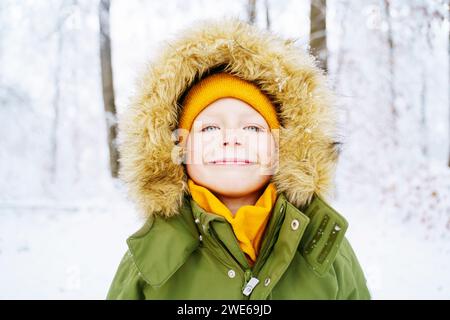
[184,98,278,197]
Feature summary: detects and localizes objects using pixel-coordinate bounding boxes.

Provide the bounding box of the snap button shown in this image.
[228,269,236,278]
[194,218,200,224]
[264,277,271,286]
[291,219,300,230]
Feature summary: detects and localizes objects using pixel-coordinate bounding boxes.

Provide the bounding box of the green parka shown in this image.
[107,18,371,300]
[107,192,370,299]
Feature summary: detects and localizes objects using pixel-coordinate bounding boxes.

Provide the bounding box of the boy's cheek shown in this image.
[257,137,279,175]
[256,134,277,157]
[202,143,219,164]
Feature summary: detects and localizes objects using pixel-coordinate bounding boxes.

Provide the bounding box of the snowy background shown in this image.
[0,0,449,299]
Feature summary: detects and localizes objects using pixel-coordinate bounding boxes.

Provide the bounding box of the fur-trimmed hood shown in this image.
[118,18,340,219]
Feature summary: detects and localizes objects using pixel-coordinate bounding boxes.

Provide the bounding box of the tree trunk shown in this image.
[332,1,350,91]
[50,24,63,183]
[247,0,256,25]
[265,0,270,30]
[99,0,119,178]
[448,1,450,167]
[309,0,327,72]
[383,0,398,147]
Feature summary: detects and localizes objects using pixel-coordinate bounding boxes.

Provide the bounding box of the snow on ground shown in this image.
[0,184,142,299]
[335,198,450,300]
[1,179,449,299]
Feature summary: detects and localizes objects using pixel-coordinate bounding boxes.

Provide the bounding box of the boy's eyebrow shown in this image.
[201,110,264,119]
[196,115,220,121]
[198,113,269,128]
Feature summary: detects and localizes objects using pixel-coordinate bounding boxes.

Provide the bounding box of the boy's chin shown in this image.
[202,175,271,194]
[203,165,273,179]
[211,184,264,197]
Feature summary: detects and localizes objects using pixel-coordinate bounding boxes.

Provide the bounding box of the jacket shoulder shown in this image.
[124,200,200,288]
[297,193,371,299]
[332,237,372,300]
[106,250,146,300]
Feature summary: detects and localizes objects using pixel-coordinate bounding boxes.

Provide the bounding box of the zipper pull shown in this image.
[242,277,260,296]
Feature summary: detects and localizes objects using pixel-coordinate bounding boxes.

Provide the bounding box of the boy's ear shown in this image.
[173,128,189,146]
[171,145,182,165]
[171,128,190,164]
[171,140,187,166]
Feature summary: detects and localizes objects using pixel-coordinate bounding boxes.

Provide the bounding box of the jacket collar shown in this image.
[191,192,349,276]
[126,191,348,287]
[298,192,349,276]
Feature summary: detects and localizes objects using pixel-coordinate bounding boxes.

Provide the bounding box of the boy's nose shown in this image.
[223,140,241,146]
[223,129,242,146]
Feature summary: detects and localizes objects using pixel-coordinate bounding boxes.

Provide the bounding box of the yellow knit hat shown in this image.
[178,72,280,132]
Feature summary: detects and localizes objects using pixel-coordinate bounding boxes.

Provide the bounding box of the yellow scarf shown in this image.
[187,178,278,266]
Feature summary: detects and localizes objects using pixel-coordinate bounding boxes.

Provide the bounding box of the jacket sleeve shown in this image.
[106,250,145,300]
[334,237,372,300]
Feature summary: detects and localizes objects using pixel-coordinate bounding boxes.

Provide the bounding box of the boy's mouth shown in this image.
[206,158,257,165]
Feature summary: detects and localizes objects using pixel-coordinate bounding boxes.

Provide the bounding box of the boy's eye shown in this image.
[201,125,220,132]
[244,125,263,132]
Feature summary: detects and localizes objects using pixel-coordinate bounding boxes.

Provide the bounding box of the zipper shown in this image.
[209,225,259,299]
[209,225,246,274]
[252,203,286,276]
[223,222,251,270]
[240,209,284,299]
[243,277,260,297]
[242,268,262,299]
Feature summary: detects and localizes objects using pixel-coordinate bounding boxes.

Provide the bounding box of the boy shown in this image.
[107,18,371,300]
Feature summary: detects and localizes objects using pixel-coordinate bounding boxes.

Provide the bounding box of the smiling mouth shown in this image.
[207,158,257,165]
